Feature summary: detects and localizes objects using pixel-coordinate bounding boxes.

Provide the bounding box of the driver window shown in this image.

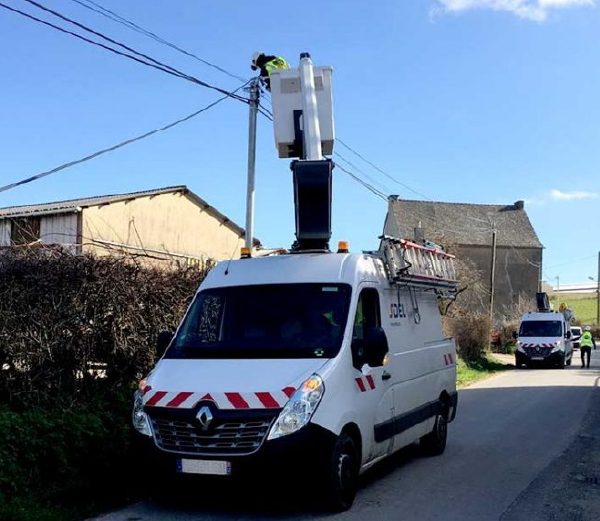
[353,288,381,341]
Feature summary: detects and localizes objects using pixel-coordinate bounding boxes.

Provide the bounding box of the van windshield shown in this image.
[166,283,352,359]
[519,320,563,337]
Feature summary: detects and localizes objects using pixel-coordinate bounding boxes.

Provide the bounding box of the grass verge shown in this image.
[457,354,513,388]
[552,293,598,325]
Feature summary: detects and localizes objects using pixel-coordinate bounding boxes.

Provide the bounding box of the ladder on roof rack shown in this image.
[379,235,458,296]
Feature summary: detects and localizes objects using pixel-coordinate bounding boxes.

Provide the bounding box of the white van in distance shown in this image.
[515,311,573,368]
[132,247,458,510]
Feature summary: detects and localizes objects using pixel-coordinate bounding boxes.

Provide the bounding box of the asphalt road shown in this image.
[95,350,600,521]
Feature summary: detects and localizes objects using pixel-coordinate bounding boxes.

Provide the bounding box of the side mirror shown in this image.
[156,330,174,354]
[512,331,518,340]
[566,330,572,339]
[364,326,389,367]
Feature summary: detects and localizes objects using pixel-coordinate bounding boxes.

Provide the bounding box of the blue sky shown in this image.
[0,0,598,284]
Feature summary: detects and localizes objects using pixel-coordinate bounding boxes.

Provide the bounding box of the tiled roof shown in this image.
[388,198,542,248]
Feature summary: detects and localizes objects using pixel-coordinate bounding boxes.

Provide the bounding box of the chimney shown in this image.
[514,200,524,210]
[414,221,424,244]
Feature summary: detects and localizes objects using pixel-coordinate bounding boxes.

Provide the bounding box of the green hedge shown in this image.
[0,389,136,520]
[0,249,208,520]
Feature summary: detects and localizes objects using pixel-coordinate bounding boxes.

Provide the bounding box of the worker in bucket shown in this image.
[250,52,289,91]
[580,326,596,368]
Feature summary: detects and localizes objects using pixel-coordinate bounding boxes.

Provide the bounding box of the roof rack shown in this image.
[379,235,458,298]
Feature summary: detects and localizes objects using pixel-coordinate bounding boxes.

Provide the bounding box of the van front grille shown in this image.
[149,412,277,456]
[524,345,552,357]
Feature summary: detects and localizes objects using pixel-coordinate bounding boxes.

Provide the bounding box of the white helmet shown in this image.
[251,51,262,71]
[585,325,592,331]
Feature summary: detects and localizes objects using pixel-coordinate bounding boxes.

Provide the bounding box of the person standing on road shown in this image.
[580,326,595,368]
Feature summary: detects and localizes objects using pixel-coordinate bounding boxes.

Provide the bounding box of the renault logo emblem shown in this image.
[196,406,213,431]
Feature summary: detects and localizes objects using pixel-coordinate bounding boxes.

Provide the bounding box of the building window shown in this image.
[11,217,40,245]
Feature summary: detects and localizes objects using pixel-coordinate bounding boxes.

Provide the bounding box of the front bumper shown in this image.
[516,350,564,366]
[136,421,337,479]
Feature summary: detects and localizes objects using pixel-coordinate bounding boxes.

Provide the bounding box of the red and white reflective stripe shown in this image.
[355,375,376,392]
[522,343,553,348]
[143,388,296,410]
[443,353,455,366]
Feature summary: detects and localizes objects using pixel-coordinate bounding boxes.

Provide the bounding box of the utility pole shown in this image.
[244,79,260,252]
[489,226,497,341]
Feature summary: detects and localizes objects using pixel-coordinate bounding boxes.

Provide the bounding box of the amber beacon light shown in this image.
[337,241,349,253]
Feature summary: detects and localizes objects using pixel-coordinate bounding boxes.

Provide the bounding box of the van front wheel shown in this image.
[322,432,359,512]
[421,409,448,456]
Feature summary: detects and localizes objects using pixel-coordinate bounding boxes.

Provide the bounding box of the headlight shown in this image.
[517,342,525,353]
[132,389,152,436]
[267,375,324,440]
[551,341,562,353]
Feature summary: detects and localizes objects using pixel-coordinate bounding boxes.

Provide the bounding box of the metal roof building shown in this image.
[0,186,253,265]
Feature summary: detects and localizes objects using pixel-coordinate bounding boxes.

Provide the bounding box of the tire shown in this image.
[322,432,359,512]
[421,407,448,456]
[566,356,572,366]
[557,355,565,369]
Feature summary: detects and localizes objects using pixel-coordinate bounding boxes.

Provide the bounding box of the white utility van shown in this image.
[132,248,458,510]
[515,311,573,368]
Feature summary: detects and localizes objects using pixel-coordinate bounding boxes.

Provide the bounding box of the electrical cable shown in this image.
[0,81,250,194]
[334,151,393,194]
[337,138,432,200]
[68,0,247,83]
[0,1,249,103]
[335,164,388,202]
[0,4,413,207]
[24,0,195,81]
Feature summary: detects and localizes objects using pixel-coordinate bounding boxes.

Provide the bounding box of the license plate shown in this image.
[531,357,544,361]
[177,458,231,476]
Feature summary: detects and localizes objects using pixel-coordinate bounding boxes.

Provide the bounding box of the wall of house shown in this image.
[382,211,400,238]
[40,213,79,252]
[81,192,245,263]
[0,213,78,250]
[0,221,9,246]
[460,245,542,317]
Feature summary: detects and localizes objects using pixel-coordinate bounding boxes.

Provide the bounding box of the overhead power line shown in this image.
[0,1,249,103]
[334,151,393,194]
[255,99,388,200]
[261,95,430,201]
[335,164,388,202]
[1,0,419,205]
[337,138,432,201]
[0,82,249,194]
[68,0,247,83]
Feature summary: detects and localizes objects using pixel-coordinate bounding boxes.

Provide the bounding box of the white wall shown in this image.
[0,221,9,246]
[40,213,78,252]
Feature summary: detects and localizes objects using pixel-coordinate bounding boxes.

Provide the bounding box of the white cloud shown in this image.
[549,189,598,201]
[433,0,595,21]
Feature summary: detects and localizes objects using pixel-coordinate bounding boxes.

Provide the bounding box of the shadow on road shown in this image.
[144,444,423,519]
